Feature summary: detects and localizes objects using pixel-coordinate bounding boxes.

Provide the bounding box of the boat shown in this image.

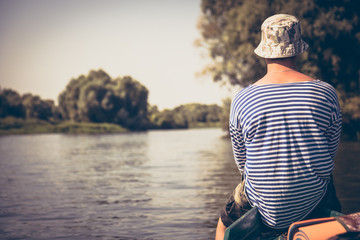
[223,207,346,240]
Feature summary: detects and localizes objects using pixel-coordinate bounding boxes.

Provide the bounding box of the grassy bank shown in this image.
[0,117,128,135]
[0,117,224,135]
[188,121,221,128]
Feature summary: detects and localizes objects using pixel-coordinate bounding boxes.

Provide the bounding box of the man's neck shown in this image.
[266,58,297,73]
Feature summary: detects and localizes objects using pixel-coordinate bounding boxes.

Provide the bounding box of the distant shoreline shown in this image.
[0,117,221,135]
[0,117,128,135]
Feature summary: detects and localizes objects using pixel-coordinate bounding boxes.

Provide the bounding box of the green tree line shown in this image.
[149,103,222,129]
[197,0,360,140]
[0,89,60,121]
[0,69,224,133]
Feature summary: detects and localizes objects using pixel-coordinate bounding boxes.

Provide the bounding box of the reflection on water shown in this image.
[0,129,239,239]
[0,129,358,239]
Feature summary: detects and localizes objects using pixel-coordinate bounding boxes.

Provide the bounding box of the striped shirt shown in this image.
[229,80,342,229]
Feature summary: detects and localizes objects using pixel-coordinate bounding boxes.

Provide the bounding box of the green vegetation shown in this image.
[0,69,224,135]
[149,103,223,129]
[339,95,360,141]
[197,0,360,92]
[58,69,150,130]
[2,1,360,140]
[197,0,360,141]
[0,117,127,135]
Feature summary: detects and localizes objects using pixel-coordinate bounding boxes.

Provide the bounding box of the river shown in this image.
[0,128,359,239]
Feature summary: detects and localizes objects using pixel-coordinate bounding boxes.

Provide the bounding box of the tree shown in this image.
[0,88,60,121]
[148,103,222,129]
[338,92,360,141]
[0,89,25,118]
[58,69,150,130]
[58,69,112,122]
[114,76,149,129]
[197,0,360,93]
[21,94,54,121]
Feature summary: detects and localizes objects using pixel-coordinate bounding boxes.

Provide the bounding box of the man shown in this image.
[216,14,342,240]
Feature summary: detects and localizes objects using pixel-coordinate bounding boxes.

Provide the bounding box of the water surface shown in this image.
[0,129,239,239]
[0,129,358,239]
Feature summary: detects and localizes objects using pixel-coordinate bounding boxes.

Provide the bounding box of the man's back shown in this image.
[229,80,342,229]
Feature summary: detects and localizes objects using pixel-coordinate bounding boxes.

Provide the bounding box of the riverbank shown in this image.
[0,117,222,135]
[0,117,128,135]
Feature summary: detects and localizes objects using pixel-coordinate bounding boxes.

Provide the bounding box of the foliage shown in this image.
[197,0,360,140]
[0,117,127,135]
[58,69,150,130]
[0,89,25,118]
[338,94,360,141]
[52,121,127,134]
[21,94,59,121]
[1,69,150,132]
[149,103,222,129]
[0,88,60,121]
[197,0,360,93]
[1,70,224,133]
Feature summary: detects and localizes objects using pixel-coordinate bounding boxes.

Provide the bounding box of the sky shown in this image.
[0,0,240,110]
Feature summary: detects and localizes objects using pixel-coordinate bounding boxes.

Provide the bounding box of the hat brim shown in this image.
[254,39,309,59]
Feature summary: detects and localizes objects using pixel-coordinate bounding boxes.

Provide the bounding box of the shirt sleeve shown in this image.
[229,122,246,173]
[326,110,342,160]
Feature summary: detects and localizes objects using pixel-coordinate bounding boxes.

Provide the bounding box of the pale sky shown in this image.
[0,0,239,110]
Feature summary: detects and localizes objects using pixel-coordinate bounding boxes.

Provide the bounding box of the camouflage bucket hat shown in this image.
[254,14,309,58]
